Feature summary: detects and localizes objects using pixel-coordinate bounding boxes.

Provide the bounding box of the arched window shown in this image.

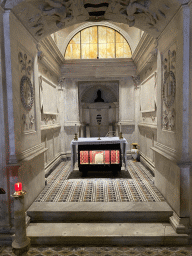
[65,26,132,59]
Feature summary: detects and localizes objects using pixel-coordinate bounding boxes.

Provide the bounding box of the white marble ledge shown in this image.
[41,124,61,131]
[118,121,135,126]
[138,123,157,132]
[151,142,177,162]
[17,144,48,162]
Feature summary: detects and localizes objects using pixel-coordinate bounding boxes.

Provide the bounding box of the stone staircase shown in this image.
[26,201,189,246]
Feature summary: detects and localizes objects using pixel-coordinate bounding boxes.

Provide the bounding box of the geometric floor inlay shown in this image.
[1,245,192,256]
[35,160,165,203]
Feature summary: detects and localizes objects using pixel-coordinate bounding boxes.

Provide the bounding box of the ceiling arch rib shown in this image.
[3,0,183,41]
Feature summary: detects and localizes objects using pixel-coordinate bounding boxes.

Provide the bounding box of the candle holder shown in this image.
[74,133,78,141]
[74,124,78,141]
[11,182,31,256]
[11,182,26,198]
[119,131,123,139]
[96,114,102,140]
[119,122,123,139]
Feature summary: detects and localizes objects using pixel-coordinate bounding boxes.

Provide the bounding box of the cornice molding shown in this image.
[64,121,81,127]
[138,123,157,133]
[17,143,48,162]
[132,33,155,62]
[61,59,136,78]
[151,142,177,162]
[132,33,157,76]
[41,36,64,65]
[38,36,64,77]
[41,124,61,131]
[118,121,135,126]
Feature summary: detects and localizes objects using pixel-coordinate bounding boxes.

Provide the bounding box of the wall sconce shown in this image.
[12,182,26,198]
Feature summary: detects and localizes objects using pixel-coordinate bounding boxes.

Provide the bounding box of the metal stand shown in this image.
[11,191,30,256]
[97,124,101,140]
[119,131,123,139]
[74,133,78,141]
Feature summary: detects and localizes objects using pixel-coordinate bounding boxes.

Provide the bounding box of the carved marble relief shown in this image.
[18,48,36,134]
[162,44,176,131]
[132,75,140,90]
[105,0,168,33]
[41,113,58,126]
[28,0,74,37]
[121,0,168,30]
[40,0,73,29]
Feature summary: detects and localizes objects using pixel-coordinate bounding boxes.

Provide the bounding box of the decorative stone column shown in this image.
[3,10,17,165]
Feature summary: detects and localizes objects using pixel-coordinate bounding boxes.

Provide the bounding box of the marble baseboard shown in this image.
[140,153,155,176]
[170,212,190,234]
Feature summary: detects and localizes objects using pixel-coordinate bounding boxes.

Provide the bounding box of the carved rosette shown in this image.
[18,48,36,133]
[20,75,34,111]
[162,44,176,131]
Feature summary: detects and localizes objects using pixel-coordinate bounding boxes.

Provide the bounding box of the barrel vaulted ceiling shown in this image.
[1,0,188,41]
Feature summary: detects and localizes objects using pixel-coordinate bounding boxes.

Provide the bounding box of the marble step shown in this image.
[26,222,189,246]
[27,202,173,223]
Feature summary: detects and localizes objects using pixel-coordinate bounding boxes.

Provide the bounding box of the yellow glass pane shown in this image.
[90,26,97,44]
[107,43,115,58]
[98,26,106,44]
[81,44,89,59]
[71,32,80,44]
[116,32,124,43]
[107,28,114,43]
[72,44,80,59]
[116,43,124,58]
[65,43,72,59]
[81,28,89,43]
[90,44,97,59]
[124,43,132,58]
[99,44,107,58]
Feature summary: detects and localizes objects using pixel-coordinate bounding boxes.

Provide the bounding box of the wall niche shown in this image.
[79,81,119,137]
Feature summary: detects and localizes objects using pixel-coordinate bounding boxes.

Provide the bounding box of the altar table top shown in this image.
[71,137,127,145]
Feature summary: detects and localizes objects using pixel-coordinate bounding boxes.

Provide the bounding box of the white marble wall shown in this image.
[7,13,44,211]
[154,6,191,228]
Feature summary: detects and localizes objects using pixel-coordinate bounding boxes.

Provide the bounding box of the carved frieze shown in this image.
[162,44,176,131]
[41,113,59,129]
[18,47,36,134]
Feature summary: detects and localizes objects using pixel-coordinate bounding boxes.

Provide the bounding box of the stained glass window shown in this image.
[65,26,132,59]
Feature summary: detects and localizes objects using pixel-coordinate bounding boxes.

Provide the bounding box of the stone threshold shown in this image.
[27,223,188,246]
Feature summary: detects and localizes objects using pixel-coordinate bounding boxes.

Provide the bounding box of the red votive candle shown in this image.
[15,182,22,192]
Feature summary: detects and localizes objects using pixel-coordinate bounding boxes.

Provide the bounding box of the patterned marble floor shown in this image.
[35,160,164,203]
[1,245,192,256]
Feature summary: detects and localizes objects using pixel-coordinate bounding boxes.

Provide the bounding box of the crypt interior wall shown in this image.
[1,1,192,237]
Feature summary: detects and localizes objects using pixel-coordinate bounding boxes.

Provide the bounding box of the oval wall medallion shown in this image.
[20,75,34,111]
[162,70,176,108]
